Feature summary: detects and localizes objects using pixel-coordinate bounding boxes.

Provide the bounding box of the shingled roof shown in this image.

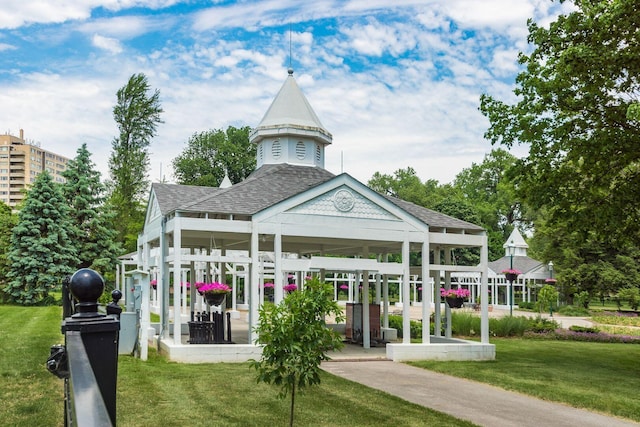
[151,164,484,232]
[488,256,543,275]
[384,196,484,232]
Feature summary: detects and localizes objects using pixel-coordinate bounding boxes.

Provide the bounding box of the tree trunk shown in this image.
[289,382,296,427]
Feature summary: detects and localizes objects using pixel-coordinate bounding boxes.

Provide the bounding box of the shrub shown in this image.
[617,287,640,311]
[528,316,559,333]
[553,329,640,344]
[388,315,423,339]
[518,301,534,310]
[569,325,600,334]
[451,312,480,336]
[575,291,590,309]
[557,305,590,316]
[490,315,530,337]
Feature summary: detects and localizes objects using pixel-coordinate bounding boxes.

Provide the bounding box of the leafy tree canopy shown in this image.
[172,126,255,186]
[108,73,163,251]
[480,0,640,249]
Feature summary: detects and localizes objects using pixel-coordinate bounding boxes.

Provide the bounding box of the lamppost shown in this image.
[508,241,515,316]
[548,261,554,316]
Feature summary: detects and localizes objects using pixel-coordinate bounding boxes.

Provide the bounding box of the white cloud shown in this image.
[341,18,417,57]
[0,43,16,51]
[92,34,123,54]
[0,0,574,187]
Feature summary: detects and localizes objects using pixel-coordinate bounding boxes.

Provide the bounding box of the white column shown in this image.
[249,229,260,344]
[402,234,411,344]
[480,233,490,343]
[190,251,196,316]
[421,235,430,344]
[160,220,170,340]
[362,270,370,348]
[274,228,283,303]
[382,254,389,329]
[139,272,150,361]
[433,247,441,337]
[348,273,354,302]
[172,217,182,345]
[444,249,452,339]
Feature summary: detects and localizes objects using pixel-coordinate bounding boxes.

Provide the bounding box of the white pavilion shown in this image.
[134,69,495,362]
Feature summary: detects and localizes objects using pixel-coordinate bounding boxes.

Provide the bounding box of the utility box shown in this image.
[119,312,137,354]
[119,277,141,354]
[125,278,141,312]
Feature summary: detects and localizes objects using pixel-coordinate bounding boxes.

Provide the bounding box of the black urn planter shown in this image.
[204,292,226,306]
[446,296,464,309]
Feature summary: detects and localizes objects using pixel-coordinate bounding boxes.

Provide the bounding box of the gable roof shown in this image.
[152,164,335,216]
[151,182,217,215]
[488,256,543,276]
[384,196,484,232]
[151,164,484,233]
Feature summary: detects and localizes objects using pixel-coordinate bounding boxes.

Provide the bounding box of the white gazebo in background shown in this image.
[485,228,553,308]
[451,228,552,309]
[134,69,495,363]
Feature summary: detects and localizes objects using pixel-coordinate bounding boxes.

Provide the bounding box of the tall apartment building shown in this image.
[0,129,69,208]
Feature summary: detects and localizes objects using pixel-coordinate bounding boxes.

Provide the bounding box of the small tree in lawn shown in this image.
[537,285,559,317]
[250,278,345,427]
[4,171,78,305]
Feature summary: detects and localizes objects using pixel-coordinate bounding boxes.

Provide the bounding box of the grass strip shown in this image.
[409,338,640,422]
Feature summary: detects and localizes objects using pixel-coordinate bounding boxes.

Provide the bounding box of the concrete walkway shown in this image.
[321,360,639,427]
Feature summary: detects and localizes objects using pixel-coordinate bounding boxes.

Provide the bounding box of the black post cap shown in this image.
[69,268,105,317]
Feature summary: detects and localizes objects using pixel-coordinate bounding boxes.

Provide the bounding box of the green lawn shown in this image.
[4,305,640,426]
[0,305,471,427]
[409,338,640,422]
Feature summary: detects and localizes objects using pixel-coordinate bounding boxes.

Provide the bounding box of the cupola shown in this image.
[249,69,332,169]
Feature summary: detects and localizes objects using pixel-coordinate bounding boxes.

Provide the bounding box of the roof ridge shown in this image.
[178,164,291,211]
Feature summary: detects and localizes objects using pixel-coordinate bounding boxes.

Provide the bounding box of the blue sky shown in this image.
[0,0,573,185]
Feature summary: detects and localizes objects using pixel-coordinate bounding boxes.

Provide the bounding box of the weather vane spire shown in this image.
[288,23,293,75]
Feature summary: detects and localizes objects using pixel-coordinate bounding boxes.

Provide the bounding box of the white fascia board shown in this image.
[253,173,429,233]
[179,253,252,264]
[140,222,162,244]
[430,264,484,273]
[143,188,161,225]
[272,222,424,242]
[177,216,253,233]
[269,214,415,235]
[429,232,485,247]
[280,256,403,274]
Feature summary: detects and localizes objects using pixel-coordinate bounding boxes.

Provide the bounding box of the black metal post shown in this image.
[61,268,120,426]
[509,252,514,317]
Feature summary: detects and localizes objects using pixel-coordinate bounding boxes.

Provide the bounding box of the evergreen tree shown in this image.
[62,144,122,274]
[4,171,78,305]
[0,201,17,289]
[108,73,163,251]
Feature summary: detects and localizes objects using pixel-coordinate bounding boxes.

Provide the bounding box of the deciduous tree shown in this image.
[172,126,255,186]
[108,73,163,251]
[480,0,640,248]
[250,278,344,427]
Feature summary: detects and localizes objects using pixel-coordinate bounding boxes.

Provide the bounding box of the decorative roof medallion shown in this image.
[333,189,355,212]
